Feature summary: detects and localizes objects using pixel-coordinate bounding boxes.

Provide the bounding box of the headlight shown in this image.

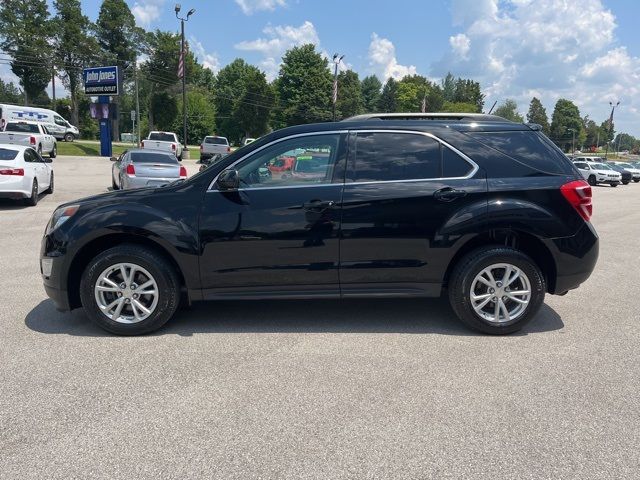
[46,205,79,234]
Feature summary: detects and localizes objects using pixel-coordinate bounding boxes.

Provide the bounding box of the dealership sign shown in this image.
[83,66,119,95]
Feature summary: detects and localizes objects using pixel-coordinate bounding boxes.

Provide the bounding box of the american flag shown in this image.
[178,44,185,79]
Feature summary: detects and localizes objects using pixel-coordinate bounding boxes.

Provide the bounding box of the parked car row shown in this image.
[572,155,640,187]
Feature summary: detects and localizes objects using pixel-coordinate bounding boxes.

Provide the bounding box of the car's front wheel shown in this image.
[64,133,75,142]
[79,245,181,335]
[50,144,57,158]
[448,247,545,335]
[588,175,596,186]
[634,178,640,183]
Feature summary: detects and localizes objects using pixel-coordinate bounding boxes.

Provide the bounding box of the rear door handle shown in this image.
[434,187,467,202]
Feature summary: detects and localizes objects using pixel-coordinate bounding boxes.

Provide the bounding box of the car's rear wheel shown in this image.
[50,144,57,158]
[46,172,54,194]
[587,175,596,186]
[25,179,38,206]
[623,180,629,185]
[448,247,545,335]
[611,182,618,187]
[79,245,181,335]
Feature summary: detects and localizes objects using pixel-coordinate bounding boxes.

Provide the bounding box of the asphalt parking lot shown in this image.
[1,156,639,479]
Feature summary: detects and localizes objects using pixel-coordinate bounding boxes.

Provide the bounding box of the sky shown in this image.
[2,0,639,136]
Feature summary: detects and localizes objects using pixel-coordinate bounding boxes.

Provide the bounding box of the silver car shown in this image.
[111,149,186,190]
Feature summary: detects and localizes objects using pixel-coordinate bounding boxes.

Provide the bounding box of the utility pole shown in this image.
[567,128,576,155]
[332,53,344,121]
[596,131,600,150]
[134,57,141,147]
[604,100,620,160]
[176,4,195,152]
[51,65,56,107]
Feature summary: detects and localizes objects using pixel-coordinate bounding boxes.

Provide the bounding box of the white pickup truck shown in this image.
[199,135,230,161]
[141,131,183,160]
[0,121,57,158]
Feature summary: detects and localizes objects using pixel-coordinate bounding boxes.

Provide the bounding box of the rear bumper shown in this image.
[546,222,599,294]
[122,176,179,189]
[0,177,31,197]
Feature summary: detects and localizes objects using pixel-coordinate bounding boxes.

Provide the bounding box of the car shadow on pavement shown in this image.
[25,298,564,338]
[0,198,29,210]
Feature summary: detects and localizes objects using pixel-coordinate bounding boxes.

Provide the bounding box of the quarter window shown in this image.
[235,134,341,189]
[443,145,473,177]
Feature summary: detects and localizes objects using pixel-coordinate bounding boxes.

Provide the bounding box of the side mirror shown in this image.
[110,156,117,162]
[217,169,240,190]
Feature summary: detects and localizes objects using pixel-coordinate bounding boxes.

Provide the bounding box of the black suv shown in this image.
[41,113,598,335]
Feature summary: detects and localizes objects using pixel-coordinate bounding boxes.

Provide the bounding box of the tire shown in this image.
[448,246,545,335]
[25,179,38,206]
[79,244,181,335]
[112,177,118,190]
[623,181,629,185]
[64,133,75,142]
[50,143,57,158]
[611,183,618,187]
[46,172,54,194]
[37,145,42,157]
[587,175,596,186]
[634,179,640,183]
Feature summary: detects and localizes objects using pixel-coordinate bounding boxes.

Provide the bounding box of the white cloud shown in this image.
[434,0,640,136]
[368,33,417,81]
[234,0,286,15]
[189,37,220,73]
[131,0,165,28]
[235,21,320,79]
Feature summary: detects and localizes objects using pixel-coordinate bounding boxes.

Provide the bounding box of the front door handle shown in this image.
[434,187,467,202]
[303,200,335,209]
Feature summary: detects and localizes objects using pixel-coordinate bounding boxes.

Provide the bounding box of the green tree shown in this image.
[277,44,333,125]
[583,117,600,149]
[0,79,22,103]
[361,75,381,112]
[52,0,100,126]
[526,97,550,134]
[173,88,215,145]
[378,77,398,113]
[550,99,584,151]
[151,92,178,131]
[613,133,636,152]
[0,0,51,104]
[443,101,478,113]
[494,99,524,122]
[453,78,484,112]
[441,72,456,102]
[599,119,615,145]
[336,70,363,119]
[232,68,274,141]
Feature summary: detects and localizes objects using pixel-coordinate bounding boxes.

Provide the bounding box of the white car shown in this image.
[0,103,79,142]
[0,121,57,158]
[0,144,54,206]
[614,162,640,182]
[141,131,183,160]
[200,135,230,161]
[573,161,621,187]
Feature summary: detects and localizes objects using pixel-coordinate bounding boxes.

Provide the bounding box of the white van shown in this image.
[0,104,80,142]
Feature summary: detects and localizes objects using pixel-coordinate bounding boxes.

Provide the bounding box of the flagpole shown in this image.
[181,18,187,152]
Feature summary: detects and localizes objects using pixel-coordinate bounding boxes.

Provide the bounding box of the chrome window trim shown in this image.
[207,131,343,191]
[207,128,479,192]
[348,129,479,181]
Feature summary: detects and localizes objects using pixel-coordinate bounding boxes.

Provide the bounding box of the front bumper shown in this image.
[41,235,72,311]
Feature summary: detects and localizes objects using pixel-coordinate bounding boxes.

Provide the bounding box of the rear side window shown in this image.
[0,148,19,160]
[467,131,574,175]
[354,132,440,181]
[148,132,175,142]
[443,146,473,177]
[131,152,178,164]
[205,137,228,145]
[5,122,39,133]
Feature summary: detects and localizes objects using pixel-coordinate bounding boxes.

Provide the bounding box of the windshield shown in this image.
[148,132,175,142]
[592,163,609,170]
[0,148,19,160]
[5,122,39,133]
[131,152,178,164]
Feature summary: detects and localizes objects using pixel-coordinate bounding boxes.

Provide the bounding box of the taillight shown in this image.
[561,180,592,222]
[227,146,231,153]
[29,136,36,146]
[171,143,176,151]
[0,168,24,176]
[126,164,135,176]
[179,166,187,178]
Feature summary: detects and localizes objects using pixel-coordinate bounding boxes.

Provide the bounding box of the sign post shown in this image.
[83,66,119,157]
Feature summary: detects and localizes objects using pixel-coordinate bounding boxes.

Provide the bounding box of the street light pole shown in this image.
[604,100,620,160]
[175,4,195,152]
[567,128,576,154]
[332,53,344,122]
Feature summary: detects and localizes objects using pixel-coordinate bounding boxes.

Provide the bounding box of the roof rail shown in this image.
[342,112,511,122]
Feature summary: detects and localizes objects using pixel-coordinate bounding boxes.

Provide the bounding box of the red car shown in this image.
[268,155,295,176]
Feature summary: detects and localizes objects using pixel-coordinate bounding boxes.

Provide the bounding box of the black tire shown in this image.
[587,175,596,186]
[79,244,181,335]
[634,178,640,183]
[46,172,54,194]
[112,174,118,190]
[37,145,42,157]
[611,183,618,187]
[25,179,38,206]
[50,143,57,158]
[64,133,75,142]
[448,246,545,335]
[623,181,629,185]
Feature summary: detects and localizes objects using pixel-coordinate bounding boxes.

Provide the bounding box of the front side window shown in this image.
[54,115,67,126]
[235,134,341,189]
